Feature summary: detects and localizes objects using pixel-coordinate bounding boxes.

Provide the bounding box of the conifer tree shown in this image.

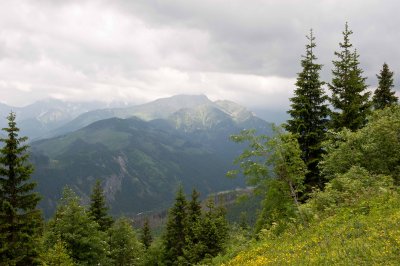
[41,239,75,266]
[184,197,228,264]
[239,212,249,230]
[88,179,113,231]
[0,112,42,265]
[329,23,371,131]
[186,189,201,241]
[284,29,329,191]
[183,189,202,264]
[141,217,152,250]
[373,63,398,109]
[108,217,143,265]
[44,187,108,265]
[197,199,228,259]
[163,185,188,265]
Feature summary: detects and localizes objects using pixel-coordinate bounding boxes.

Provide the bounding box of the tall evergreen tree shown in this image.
[183,189,202,264]
[186,189,201,241]
[190,198,228,263]
[44,187,109,265]
[284,29,329,191]
[88,179,113,231]
[163,186,187,265]
[329,22,371,131]
[40,239,75,266]
[108,217,143,266]
[373,62,398,109]
[141,217,152,250]
[239,212,249,231]
[0,112,42,265]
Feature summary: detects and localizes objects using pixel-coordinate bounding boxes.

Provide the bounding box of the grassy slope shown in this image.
[221,189,400,265]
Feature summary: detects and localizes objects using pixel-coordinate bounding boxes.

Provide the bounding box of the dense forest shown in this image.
[0,23,399,265]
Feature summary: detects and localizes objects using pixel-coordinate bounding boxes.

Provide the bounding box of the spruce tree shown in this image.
[373,63,398,109]
[186,189,201,241]
[88,179,113,231]
[108,217,143,265]
[141,217,152,250]
[163,185,187,265]
[184,197,228,264]
[0,112,42,265]
[197,199,228,259]
[183,189,202,264]
[41,239,75,266]
[239,212,249,230]
[44,187,109,265]
[329,22,371,131]
[284,29,329,191]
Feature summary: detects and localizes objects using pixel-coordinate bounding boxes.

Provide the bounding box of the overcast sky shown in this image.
[1,0,399,117]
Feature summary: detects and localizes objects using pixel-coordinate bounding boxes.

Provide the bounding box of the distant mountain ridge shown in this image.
[48,95,264,137]
[29,95,273,217]
[0,99,123,140]
[0,95,272,140]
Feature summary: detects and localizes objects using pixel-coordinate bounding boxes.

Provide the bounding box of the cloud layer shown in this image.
[1,0,399,114]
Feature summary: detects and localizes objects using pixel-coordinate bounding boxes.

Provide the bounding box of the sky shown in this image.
[1,0,400,120]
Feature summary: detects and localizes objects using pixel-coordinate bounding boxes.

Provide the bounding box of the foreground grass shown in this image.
[221,189,400,265]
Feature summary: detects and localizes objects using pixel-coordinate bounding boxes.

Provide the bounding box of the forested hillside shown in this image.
[29,96,272,217]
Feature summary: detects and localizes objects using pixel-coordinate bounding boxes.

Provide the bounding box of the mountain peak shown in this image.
[152,94,211,106]
[214,100,254,123]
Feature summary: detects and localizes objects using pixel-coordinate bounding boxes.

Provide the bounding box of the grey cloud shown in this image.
[114,0,400,79]
[0,0,399,109]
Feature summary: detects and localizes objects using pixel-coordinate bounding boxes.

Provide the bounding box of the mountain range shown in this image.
[3,95,273,217]
[0,99,126,140]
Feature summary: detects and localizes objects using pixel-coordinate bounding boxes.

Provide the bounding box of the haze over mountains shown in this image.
[0,95,281,141]
[2,95,273,217]
[0,99,127,141]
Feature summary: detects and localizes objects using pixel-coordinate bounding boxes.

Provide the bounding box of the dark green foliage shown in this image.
[229,129,306,233]
[329,23,371,131]
[142,238,165,266]
[162,187,229,265]
[239,212,249,230]
[185,189,202,246]
[141,217,152,250]
[163,186,188,264]
[88,179,113,231]
[182,189,203,264]
[373,63,398,109]
[108,217,143,266]
[183,198,228,264]
[31,115,263,217]
[40,239,75,266]
[0,112,42,265]
[254,178,300,235]
[224,193,261,228]
[197,199,228,261]
[321,105,400,183]
[44,187,108,265]
[285,29,329,191]
[302,166,393,218]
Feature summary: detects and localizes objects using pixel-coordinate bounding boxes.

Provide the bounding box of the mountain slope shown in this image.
[0,99,115,140]
[48,95,269,138]
[31,118,269,217]
[50,95,213,136]
[30,95,273,217]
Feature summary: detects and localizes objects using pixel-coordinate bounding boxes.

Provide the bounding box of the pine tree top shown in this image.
[329,23,371,131]
[373,62,398,109]
[88,179,113,231]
